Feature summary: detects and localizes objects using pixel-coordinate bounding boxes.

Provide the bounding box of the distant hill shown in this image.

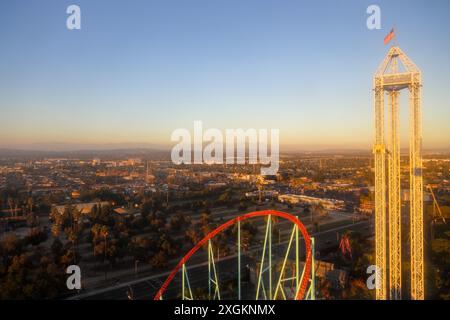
[0,148,171,160]
[0,146,448,160]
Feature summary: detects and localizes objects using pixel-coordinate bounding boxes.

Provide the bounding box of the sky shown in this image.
[0,0,449,151]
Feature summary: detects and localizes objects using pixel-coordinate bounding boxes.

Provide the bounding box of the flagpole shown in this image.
[392,26,398,47]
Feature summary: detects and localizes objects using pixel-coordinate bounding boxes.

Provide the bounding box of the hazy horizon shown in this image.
[0,142,449,154]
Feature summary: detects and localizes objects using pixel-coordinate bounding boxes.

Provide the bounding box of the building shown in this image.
[53,201,110,215]
[278,194,345,210]
[113,207,140,216]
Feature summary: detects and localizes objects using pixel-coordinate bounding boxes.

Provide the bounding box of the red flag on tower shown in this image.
[384,28,395,45]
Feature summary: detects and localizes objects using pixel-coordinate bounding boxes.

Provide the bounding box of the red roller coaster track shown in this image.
[153,210,312,300]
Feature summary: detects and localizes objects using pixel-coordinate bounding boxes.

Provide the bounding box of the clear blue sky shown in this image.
[0,0,449,150]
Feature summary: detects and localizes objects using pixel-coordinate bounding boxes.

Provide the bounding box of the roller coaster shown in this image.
[153,210,316,300]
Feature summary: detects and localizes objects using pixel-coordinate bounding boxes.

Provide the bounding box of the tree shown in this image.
[238,202,247,211]
[7,196,18,217]
[159,234,178,256]
[26,197,34,215]
[218,190,234,208]
[200,212,211,228]
[106,239,119,266]
[319,279,333,300]
[151,251,168,268]
[129,236,152,262]
[342,279,373,300]
[60,249,78,266]
[25,228,48,246]
[431,237,450,299]
[0,252,67,299]
[232,221,257,251]
[26,212,38,228]
[0,233,22,260]
[51,238,64,261]
[312,202,327,218]
[185,226,201,245]
[141,200,153,218]
[169,213,188,231]
[91,224,110,260]
[148,211,166,231]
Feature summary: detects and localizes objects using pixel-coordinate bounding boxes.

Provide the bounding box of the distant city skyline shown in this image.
[1,0,449,150]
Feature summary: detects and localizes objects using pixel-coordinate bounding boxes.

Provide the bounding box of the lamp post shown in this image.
[135,260,140,278]
[103,230,109,281]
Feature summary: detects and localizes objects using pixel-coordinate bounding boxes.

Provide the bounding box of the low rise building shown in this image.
[278,194,345,210]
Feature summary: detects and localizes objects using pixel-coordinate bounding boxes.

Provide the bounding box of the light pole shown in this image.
[135,260,140,278]
[103,230,109,281]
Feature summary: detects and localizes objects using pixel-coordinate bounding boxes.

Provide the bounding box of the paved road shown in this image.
[70,218,373,300]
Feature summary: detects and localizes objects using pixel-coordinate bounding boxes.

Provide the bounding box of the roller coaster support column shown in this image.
[311,237,316,300]
[296,216,299,293]
[208,239,221,300]
[182,264,193,300]
[238,219,241,300]
[269,215,272,299]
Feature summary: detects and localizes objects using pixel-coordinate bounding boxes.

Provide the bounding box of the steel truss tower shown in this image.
[373,46,424,300]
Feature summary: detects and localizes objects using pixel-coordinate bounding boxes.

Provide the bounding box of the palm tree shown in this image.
[312,202,327,217]
[27,197,33,215]
[7,196,18,217]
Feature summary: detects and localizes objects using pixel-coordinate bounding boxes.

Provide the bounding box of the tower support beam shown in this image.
[388,90,401,300]
[374,82,387,300]
[409,80,424,300]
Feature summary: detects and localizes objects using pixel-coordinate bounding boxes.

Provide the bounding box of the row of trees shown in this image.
[48,201,189,283]
[0,230,74,299]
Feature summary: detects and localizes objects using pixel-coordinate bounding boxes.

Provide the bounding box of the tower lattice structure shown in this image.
[373,46,424,300]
